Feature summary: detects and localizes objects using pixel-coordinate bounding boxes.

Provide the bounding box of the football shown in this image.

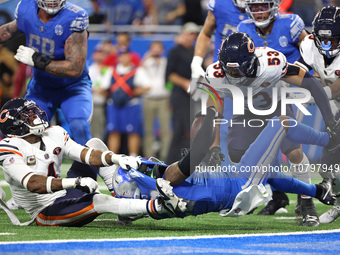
[190,115,217,146]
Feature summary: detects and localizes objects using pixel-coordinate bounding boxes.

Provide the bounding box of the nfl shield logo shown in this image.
[55,25,63,36]
[9,157,15,164]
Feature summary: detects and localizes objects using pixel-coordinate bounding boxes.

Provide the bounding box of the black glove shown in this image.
[32,52,52,71]
[325,117,340,134]
[207,146,225,166]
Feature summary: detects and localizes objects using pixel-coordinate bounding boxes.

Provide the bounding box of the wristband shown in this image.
[192,56,203,66]
[22,172,35,189]
[85,148,94,165]
[46,176,55,193]
[101,151,112,166]
[62,178,77,189]
[111,153,122,164]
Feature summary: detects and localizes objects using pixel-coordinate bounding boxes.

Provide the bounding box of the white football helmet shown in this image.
[36,0,66,15]
[233,0,247,9]
[112,167,141,199]
[245,0,280,28]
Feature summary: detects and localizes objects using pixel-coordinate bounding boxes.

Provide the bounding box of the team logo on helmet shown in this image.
[248,41,255,53]
[0,110,9,123]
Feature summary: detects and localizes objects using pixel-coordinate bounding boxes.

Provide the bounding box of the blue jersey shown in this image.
[15,0,90,89]
[208,0,248,61]
[237,14,305,63]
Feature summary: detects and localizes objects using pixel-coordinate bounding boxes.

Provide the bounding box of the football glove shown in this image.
[115,155,142,170]
[14,45,51,70]
[75,177,98,193]
[190,56,205,79]
[207,146,225,166]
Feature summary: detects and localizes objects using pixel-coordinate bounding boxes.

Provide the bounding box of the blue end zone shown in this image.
[1,230,340,254]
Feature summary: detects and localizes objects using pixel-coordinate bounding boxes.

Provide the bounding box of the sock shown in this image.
[286,117,329,147]
[267,171,317,197]
[290,153,311,184]
[93,194,147,216]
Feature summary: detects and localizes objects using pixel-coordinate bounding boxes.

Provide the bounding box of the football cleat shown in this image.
[156,178,186,215]
[325,127,340,152]
[319,205,340,223]
[316,180,335,205]
[257,191,289,215]
[301,198,320,227]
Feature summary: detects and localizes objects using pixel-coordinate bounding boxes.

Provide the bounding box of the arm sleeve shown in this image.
[2,155,34,187]
[63,137,86,162]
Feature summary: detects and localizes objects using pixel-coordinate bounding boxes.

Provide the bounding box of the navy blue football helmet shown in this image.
[218,32,257,85]
[312,6,340,58]
[0,98,48,137]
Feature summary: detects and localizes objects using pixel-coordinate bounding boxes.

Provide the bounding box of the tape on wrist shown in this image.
[22,172,35,189]
[46,176,55,193]
[62,178,77,189]
[101,151,112,166]
[85,148,94,165]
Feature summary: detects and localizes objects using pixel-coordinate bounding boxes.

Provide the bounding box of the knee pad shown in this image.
[68,119,92,145]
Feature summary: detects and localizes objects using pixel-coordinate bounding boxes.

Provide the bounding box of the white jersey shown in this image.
[0,126,85,219]
[205,47,289,110]
[297,34,340,110]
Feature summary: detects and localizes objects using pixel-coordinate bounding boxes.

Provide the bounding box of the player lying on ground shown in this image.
[113,107,338,218]
[0,98,180,226]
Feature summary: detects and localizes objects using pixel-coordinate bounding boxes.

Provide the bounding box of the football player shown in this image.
[295,6,340,224]
[237,0,313,223]
[195,31,339,221]
[113,106,337,220]
[0,98,182,226]
[0,0,92,145]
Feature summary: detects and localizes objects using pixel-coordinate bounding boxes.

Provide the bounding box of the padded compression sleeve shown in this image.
[178,108,215,176]
[300,71,333,122]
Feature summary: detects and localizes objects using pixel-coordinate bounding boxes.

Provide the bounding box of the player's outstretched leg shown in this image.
[156,178,187,215]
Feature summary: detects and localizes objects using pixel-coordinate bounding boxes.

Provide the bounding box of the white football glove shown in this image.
[116,155,142,170]
[190,56,205,79]
[75,177,98,193]
[14,45,35,67]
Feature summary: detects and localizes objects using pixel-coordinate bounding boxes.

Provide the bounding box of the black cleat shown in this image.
[325,127,340,152]
[258,191,289,215]
[301,197,319,227]
[316,179,335,205]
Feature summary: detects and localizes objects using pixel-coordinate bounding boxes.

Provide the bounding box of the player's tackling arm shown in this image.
[282,63,334,125]
[191,11,216,79]
[0,20,20,43]
[45,31,88,78]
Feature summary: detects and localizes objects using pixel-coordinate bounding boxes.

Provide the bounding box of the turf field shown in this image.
[1,162,340,254]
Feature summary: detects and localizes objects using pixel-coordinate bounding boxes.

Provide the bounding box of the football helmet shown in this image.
[112,167,141,199]
[0,98,49,138]
[312,6,340,58]
[233,0,247,9]
[36,0,66,15]
[245,0,280,28]
[218,32,257,85]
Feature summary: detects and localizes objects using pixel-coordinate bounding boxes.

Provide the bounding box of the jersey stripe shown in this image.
[0,149,23,157]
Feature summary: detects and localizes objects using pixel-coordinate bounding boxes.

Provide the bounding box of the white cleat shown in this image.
[156,178,186,215]
[320,205,340,223]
